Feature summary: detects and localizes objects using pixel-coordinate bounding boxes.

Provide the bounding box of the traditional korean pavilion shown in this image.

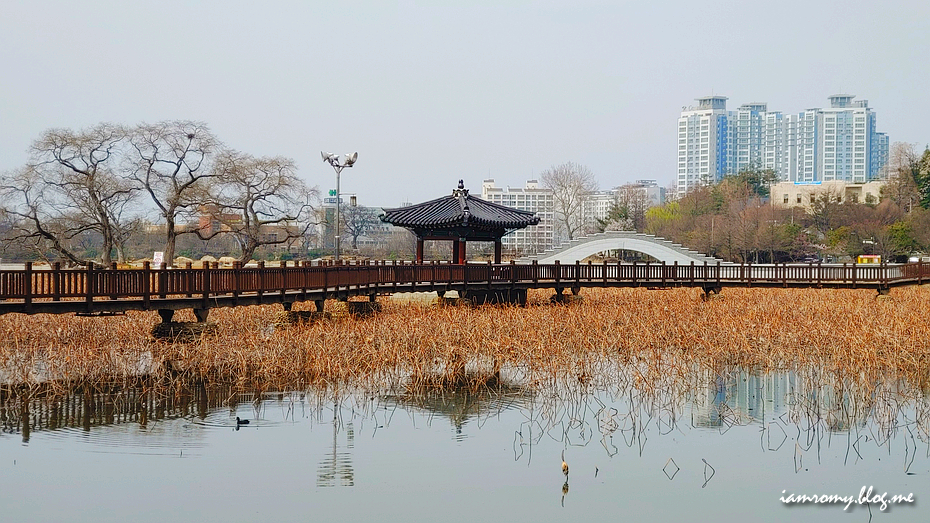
[380,180,540,263]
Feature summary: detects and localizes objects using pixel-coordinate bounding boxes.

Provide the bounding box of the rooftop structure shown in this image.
[381,180,539,263]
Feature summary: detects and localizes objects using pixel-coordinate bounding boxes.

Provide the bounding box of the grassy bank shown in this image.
[1,286,929,393]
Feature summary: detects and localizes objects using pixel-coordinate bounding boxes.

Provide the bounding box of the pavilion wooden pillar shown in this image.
[494,240,502,264]
[452,238,461,264]
[416,238,424,263]
[455,238,466,264]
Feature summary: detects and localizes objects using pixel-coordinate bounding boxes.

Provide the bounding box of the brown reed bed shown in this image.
[1,286,929,396]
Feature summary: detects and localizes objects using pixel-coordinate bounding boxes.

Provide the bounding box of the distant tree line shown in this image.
[644,143,930,263]
[0,121,319,266]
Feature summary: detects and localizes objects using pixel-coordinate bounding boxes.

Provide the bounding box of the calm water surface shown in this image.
[1,365,927,522]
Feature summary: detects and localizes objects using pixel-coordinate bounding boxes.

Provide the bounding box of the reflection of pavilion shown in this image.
[382,384,531,436]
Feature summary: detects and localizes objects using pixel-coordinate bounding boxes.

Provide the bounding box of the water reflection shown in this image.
[1,361,928,473]
[382,382,532,439]
[317,405,355,487]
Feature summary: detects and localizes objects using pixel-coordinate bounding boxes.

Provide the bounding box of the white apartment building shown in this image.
[730,103,767,174]
[677,96,731,195]
[677,95,889,193]
[481,179,555,255]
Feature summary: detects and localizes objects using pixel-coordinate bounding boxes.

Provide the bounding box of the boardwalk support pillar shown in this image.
[158,309,174,323]
[193,308,210,322]
[701,286,723,301]
[314,299,325,312]
[877,287,891,297]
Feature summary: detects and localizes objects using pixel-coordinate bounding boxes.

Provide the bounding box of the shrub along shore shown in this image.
[1,287,928,395]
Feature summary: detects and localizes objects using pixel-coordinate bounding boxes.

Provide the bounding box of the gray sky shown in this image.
[2,0,928,208]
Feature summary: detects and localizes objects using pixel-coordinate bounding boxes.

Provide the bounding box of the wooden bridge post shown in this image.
[511,260,517,286]
[257,261,265,301]
[110,262,118,299]
[532,260,538,285]
[52,262,61,302]
[142,261,150,310]
[201,262,211,311]
[233,261,241,306]
[554,260,560,290]
[852,261,857,289]
[603,260,608,285]
[575,260,581,289]
[487,260,492,290]
[24,261,32,313]
[661,261,666,286]
[85,262,95,313]
[185,262,193,297]
[689,261,694,286]
[323,262,329,299]
[159,263,168,299]
[880,259,886,291]
[919,260,924,286]
[817,260,822,288]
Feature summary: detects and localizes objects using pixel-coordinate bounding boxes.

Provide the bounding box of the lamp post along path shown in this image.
[321,151,358,260]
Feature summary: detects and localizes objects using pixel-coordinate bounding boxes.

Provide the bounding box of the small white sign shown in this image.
[153,251,164,266]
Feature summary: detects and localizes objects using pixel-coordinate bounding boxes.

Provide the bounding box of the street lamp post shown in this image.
[321,151,358,260]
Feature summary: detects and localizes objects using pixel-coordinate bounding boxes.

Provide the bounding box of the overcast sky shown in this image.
[2,0,928,208]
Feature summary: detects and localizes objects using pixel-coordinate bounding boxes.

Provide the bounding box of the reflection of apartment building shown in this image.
[771,180,885,209]
[678,95,889,195]
[481,179,554,255]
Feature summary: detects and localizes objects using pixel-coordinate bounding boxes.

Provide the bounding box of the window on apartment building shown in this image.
[796,194,802,204]
[783,194,789,204]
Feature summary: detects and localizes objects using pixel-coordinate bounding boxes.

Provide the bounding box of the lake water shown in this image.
[1,364,926,522]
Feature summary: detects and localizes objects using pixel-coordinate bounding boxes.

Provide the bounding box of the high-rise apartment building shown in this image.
[677,95,889,194]
[677,96,730,194]
[481,179,555,255]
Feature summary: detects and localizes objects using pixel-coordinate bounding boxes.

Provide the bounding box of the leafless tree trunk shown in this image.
[1,124,138,266]
[541,161,597,242]
[129,121,219,266]
[209,152,319,262]
[341,205,380,250]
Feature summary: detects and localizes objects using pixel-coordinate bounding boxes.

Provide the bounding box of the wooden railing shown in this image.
[1,259,927,314]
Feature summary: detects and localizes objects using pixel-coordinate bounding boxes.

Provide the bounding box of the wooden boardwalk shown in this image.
[1,259,928,317]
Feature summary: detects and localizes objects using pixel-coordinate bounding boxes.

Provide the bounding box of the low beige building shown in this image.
[771,180,885,209]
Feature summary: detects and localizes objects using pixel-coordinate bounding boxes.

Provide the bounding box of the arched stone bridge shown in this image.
[518,231,730,265]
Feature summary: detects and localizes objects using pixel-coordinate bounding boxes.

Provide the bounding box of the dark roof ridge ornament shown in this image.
[453,179,469,198]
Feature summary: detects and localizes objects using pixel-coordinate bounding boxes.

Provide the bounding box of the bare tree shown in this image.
[341,204,380,250]
[0,124,138,266]
[128,121,219,265]
[209,151,319,262]
[541,161,597,242]
[882,142,922,212]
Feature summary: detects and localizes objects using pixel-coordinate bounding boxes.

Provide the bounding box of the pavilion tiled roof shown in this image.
[380,181,539,231]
